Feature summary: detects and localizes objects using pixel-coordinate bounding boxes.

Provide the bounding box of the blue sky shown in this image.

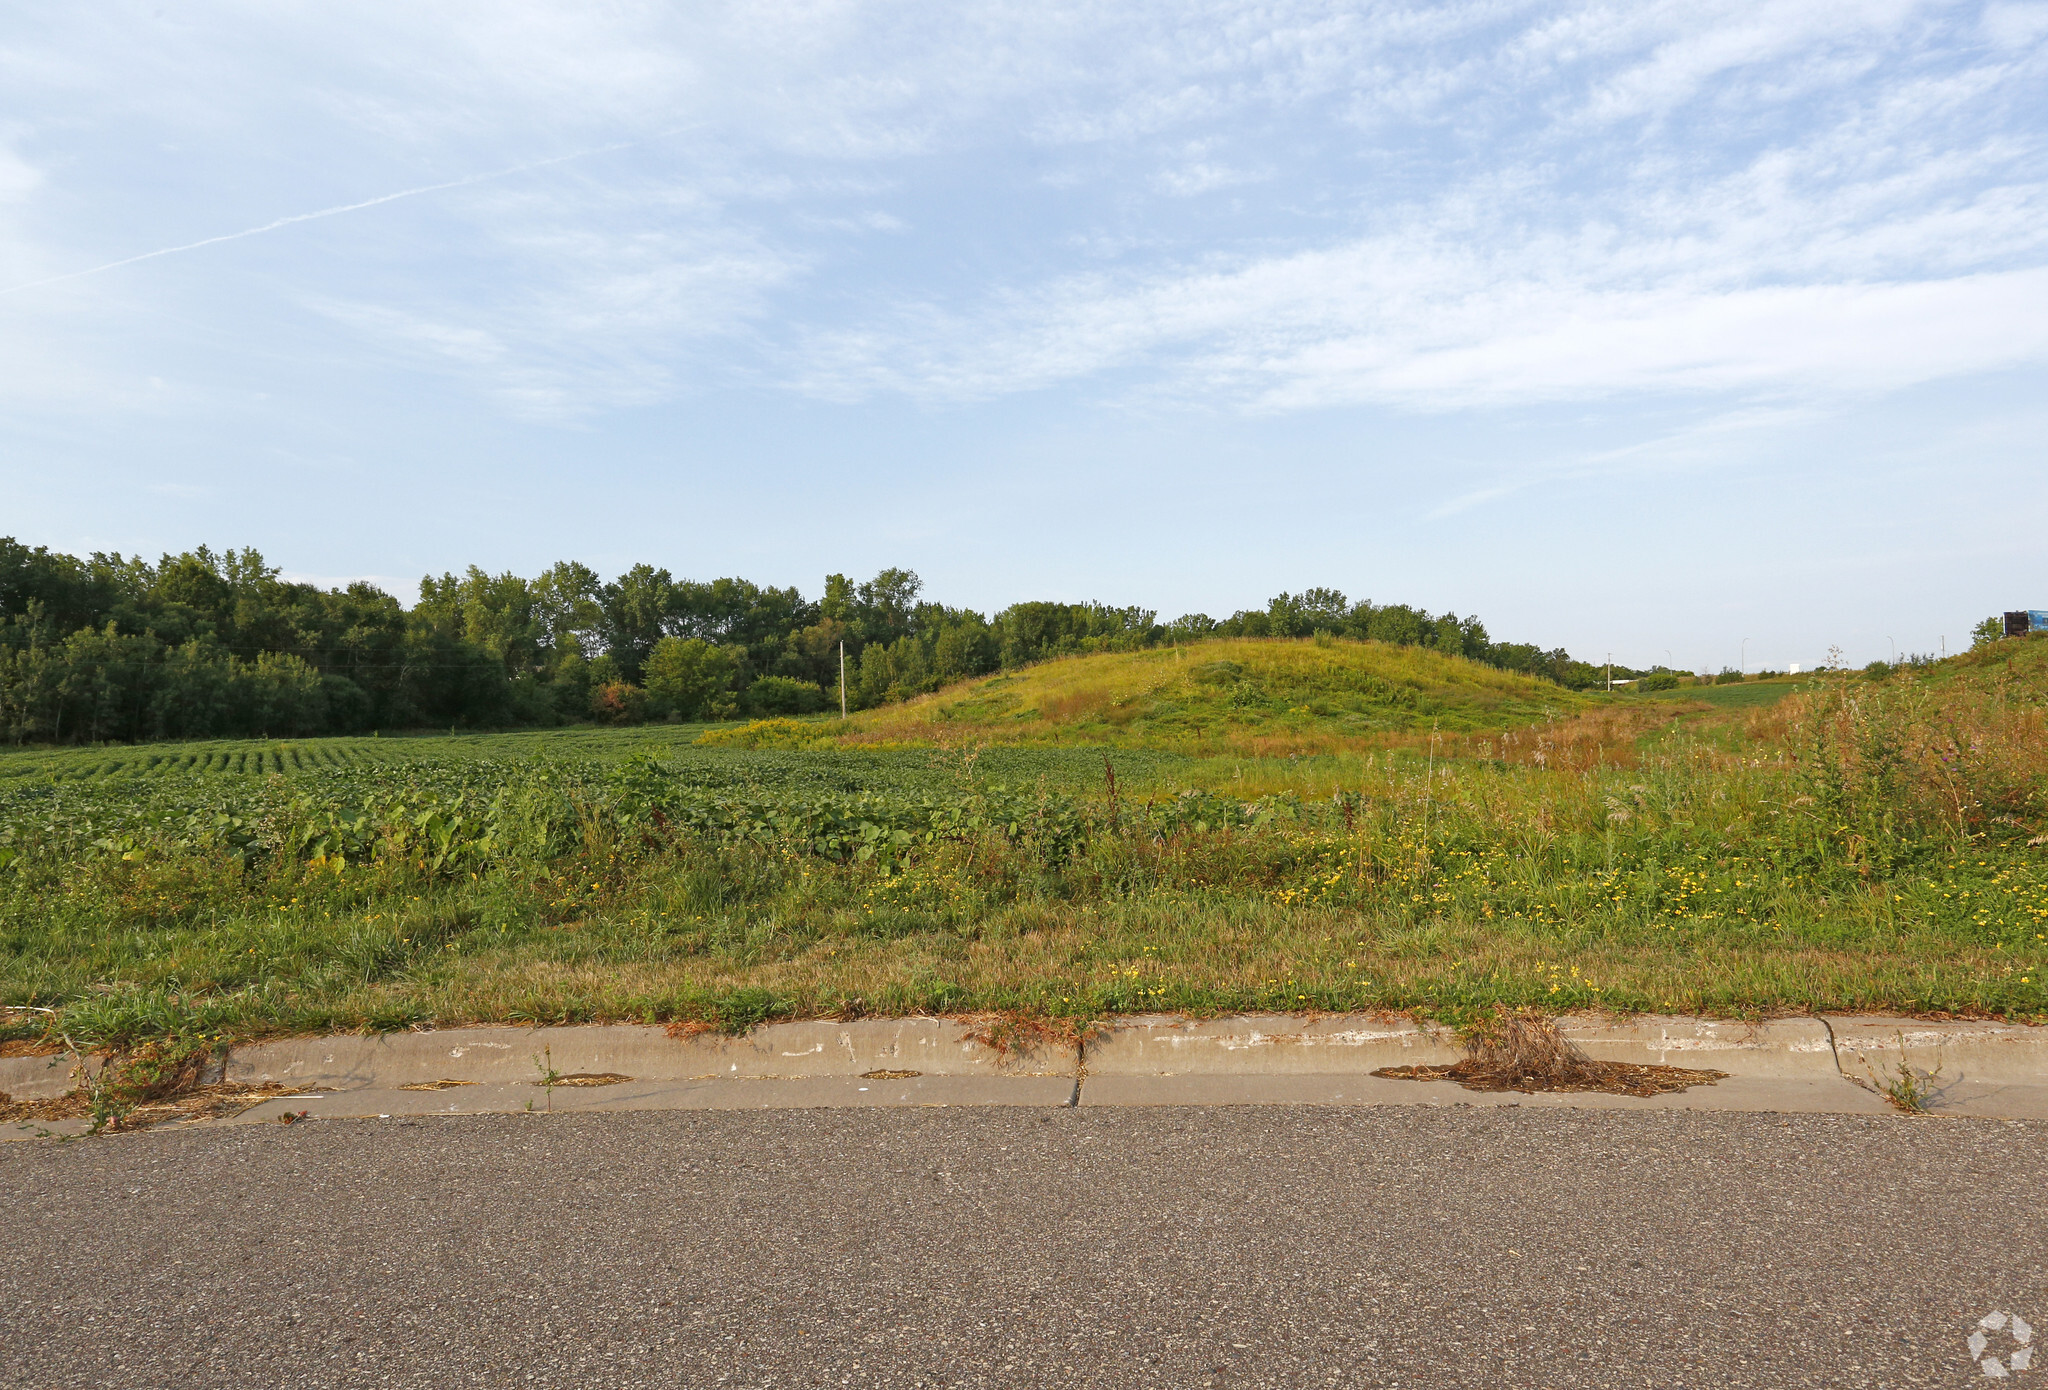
[3,1,2045,671]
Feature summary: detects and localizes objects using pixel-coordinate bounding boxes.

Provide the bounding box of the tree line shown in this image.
[0,539,1613,744]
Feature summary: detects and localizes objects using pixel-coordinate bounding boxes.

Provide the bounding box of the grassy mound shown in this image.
[838,637,1593,753]
[1921,631,2048,691]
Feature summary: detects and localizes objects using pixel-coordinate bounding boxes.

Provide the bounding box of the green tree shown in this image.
[932,620,997,682]
[234,651,328,736]
[416,567,542,672]
[599,564,676,679]
[533,561,604,667]
[819,573,857,628]
[744,675,827,716]
[994,601,1157,666]
[855,568,922,646]
[1265,589,1349,637]
[643,637,738,720]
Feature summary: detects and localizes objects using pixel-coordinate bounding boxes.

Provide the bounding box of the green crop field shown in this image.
[0,726,717,786]
[4,637,2047,1084]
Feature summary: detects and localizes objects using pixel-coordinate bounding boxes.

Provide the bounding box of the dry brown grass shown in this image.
[0,1077,298,1129]
[959,1010,1089,1061]
[1774,667,2048,840]
[1037,689,1114,724]
[1374,1009,1728,1097]
[1461,706,1686,772]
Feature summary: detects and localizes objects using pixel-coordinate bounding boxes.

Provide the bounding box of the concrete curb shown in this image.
[1077,1013,1906,1114]
[225,1018,1071,1089]
[8,1012,2048,1139]
[1555,1015,1841,1078]
[0,1051,81,1103]
[1823,1015,2048,1119]
[223,1074,1078,1124]
[1078,1013,2048,1118]
[1080,1012,1460,1075]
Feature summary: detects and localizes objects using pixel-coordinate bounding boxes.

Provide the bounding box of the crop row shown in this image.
[0,742,401,782]
[0,729,693,784]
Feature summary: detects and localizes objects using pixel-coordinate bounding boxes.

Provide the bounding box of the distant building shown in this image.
[1789,663,1801,674]
[2005,612,2048,637]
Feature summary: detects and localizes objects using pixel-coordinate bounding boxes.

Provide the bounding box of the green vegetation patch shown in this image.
[4,656,2045,1053]
[1643,678,1805,710]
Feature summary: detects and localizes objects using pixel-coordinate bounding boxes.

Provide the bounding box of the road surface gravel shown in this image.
[2,1105,2041,1387]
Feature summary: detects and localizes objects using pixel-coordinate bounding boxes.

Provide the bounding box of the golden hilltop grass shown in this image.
[794,637,1602,755]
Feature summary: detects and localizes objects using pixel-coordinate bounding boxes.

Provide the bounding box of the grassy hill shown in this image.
[818,637,1594,754]
[1917,631,2048,692]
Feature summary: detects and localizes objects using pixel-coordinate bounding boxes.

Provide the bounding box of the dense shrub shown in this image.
[745,675,827,716]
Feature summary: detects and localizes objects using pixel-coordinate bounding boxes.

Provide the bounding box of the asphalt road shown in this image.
[3,1105,2043,1388]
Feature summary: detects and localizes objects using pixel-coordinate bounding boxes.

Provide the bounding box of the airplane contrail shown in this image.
[0,143,631,297]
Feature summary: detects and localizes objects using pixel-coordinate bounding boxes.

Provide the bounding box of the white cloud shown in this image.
[301,172,808,418]
[1151,142,1261,196]
[768,1,2048,413]
[789,173,2048,409]
[1255,268,2048,409]
[0,142,38,200]
[1574,0,1926,124]
[1983,2,2048,47]
[312,302,508,367]
[1,0,2044,423]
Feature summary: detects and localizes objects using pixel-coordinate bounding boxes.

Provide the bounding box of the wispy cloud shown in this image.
[2,1,2043,424]
[1423,403,1825,518]
[306,183,807,419]
[0,145,634,298]
[775,3,2048,414]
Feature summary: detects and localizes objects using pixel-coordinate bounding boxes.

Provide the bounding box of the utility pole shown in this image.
[1740,637,1749,675]
[1605,653,1611,691]
[839,640,847,720]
